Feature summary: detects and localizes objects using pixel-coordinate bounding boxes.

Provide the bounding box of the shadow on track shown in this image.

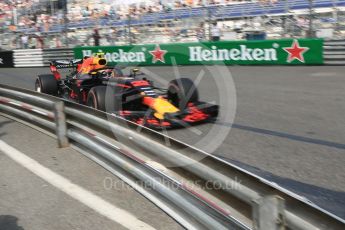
[0,215,24,230]
[215,121,345,150]
[218,156,345,219]
[0,120,13,138]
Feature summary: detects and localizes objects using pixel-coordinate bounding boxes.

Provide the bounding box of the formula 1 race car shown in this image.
[35,53,218,129]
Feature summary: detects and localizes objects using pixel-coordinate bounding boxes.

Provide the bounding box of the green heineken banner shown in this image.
[74,39,323,66]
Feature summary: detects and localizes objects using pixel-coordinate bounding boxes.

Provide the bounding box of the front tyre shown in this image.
[35,74,58,95]
[87,86,122,112]
[87,86,107,111]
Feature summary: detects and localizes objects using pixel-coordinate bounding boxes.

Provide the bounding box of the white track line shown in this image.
[0,140,156,230]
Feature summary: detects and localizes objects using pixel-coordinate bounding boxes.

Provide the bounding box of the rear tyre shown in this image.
[35,74,58,95]
[167,78,199,110]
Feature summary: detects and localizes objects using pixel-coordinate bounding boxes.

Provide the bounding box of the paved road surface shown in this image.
[0,66,344,219]
[0,115,182,230]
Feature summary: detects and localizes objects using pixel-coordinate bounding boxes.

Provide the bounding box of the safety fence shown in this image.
[1,39,345,67]
[0,84,344,230]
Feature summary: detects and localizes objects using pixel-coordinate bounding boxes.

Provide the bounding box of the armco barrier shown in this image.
[42,48,74,66]
[323,40,345,65]
[0,84,344,230]
[13,48,74,67]
[14,49,44,67]
[74,39,324,66]
[0,50,14,68]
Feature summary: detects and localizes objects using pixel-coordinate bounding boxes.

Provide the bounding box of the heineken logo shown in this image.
[189,40,310,63]
[149,45,167,63]
[82,49,146,63]
[283,39,309,63]
[82,44,168,64]
[189,45,278,62]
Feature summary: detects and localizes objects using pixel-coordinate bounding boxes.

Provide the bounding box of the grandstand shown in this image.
[1,0,345,49]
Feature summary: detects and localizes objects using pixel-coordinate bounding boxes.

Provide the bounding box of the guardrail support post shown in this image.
[253,195,286,230]
[53,101,69,148]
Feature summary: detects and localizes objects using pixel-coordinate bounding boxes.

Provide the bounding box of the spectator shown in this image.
[93,28,101,46]
[210,21,221,41]
[28,36,36,49]
[36,34,44,49]
[20,34,29,49]
[196,22,206,41]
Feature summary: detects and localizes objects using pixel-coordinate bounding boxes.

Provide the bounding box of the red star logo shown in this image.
[149,45,167,63]
[283,40,309,63]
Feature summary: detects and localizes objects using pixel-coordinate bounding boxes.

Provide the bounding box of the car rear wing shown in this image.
[50,59,83,69]
[49,59,83,80]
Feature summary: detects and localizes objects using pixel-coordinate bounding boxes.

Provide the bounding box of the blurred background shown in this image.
[1,0,345,49]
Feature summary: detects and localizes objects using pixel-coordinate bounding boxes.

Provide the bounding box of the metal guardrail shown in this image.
[13,49,44,67]
[13,48,74,67]
[42,48,74,66]
[0,84,344,230]
[323,40,345,65]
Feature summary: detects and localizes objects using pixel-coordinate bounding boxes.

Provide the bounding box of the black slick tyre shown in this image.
[35,74,58,95]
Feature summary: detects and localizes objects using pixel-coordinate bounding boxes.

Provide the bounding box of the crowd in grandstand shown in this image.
[1,0,279,33]
[0,0,341,49]
[67,0,278,22]
[66,0,277,22]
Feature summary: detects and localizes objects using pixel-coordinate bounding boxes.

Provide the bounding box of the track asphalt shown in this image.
[0,115,182,230]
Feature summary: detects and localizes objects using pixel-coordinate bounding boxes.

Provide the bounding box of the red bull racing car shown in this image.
[35,53,218,129]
